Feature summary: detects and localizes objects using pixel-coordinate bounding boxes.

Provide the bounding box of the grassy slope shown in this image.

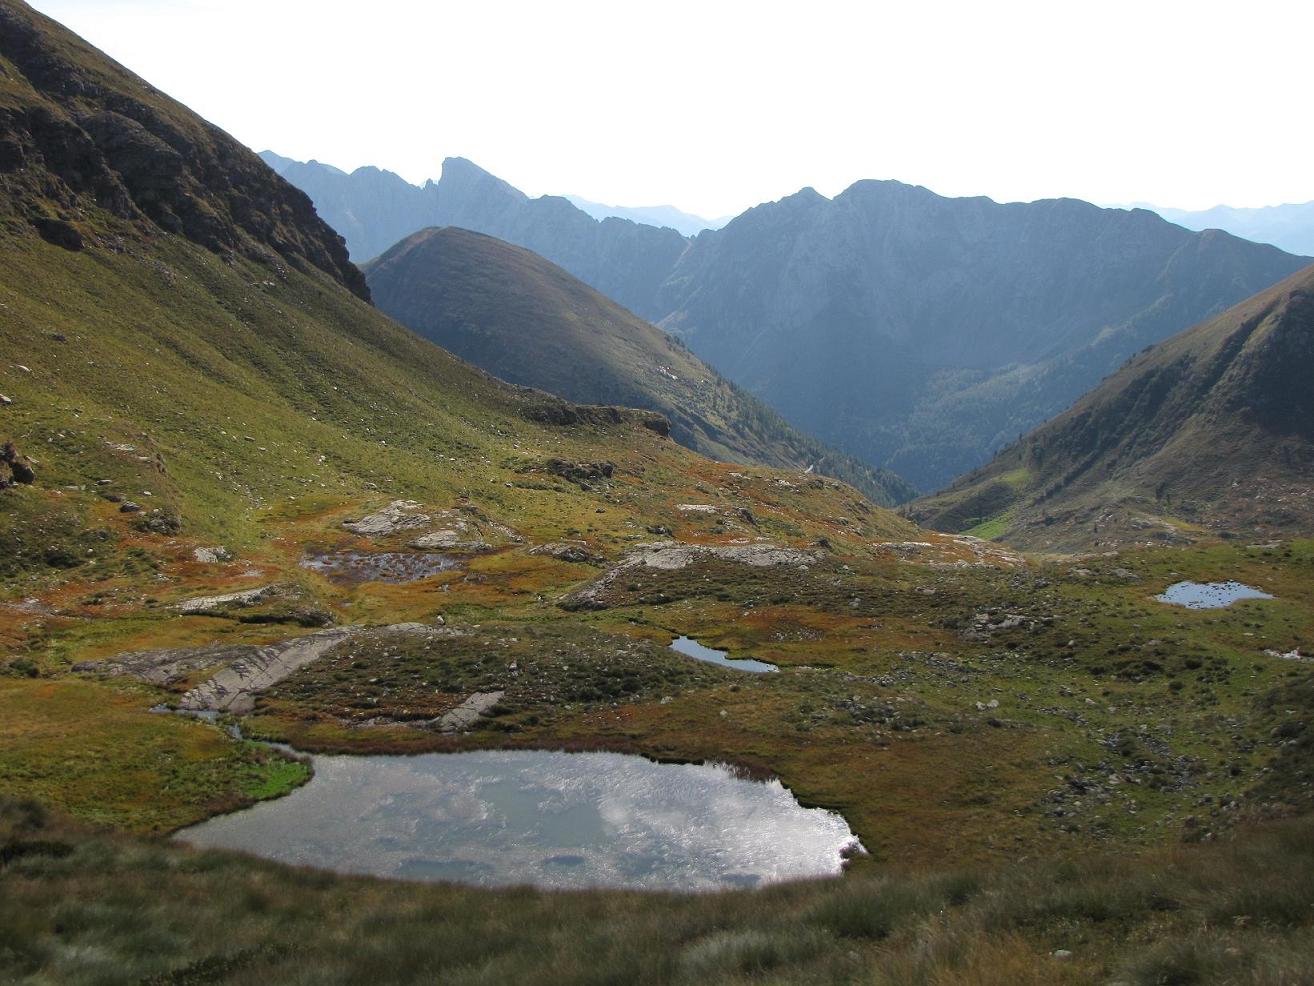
[364,227,918,505]
[5,799,1314,985]
[912,263,1314,550]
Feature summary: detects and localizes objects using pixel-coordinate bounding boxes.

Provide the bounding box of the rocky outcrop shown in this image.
[528,542,604,565]
[175,583,331,627]
[0,3,367,299]
[85,622,457,716]
[561,540,819,611]
[1,442,35,487]
[343,500,431,537]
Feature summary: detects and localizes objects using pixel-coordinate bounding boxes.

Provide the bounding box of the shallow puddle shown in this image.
[300,551,455,584]
[671,635,778,673]
[1155,581,1274,609]
[177,749,857,890]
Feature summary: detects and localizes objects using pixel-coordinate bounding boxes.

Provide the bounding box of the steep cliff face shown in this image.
[0,1,366,299]
[364,227,917,505]
[911,263,1314,548]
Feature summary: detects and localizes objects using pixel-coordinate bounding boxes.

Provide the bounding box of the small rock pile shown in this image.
[0,441,35,488]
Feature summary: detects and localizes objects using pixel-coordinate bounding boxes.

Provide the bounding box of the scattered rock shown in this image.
[1052,949,1073,961]
[119,501,143,513]
[192,546,233,564]
[0,394,11,406]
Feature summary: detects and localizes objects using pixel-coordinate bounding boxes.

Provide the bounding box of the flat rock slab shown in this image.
[343,500,430,537]
[179,627,361,715]
[629,541,817,570]
[432,691,505,733]
[177,585,276,614]
[170,623,456,716]
[74,642,263,687]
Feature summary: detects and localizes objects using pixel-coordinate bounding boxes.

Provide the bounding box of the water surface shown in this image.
[178,749,857,890]
[671,635,778,673]
[1156,581,1274,609]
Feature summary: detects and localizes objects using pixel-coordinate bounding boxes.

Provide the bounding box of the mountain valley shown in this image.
[1,2,1313,984]
[270,155,1309,492]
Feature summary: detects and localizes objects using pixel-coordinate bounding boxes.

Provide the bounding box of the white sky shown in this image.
[27,0,1314,218]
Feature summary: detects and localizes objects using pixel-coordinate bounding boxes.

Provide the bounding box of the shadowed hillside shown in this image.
[912,263,1314,548]
[364,227,917,505]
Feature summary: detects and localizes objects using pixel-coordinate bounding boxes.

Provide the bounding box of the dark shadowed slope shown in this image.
[0,7,365,299]
[363,227,917,505]
[912,263,1314,549]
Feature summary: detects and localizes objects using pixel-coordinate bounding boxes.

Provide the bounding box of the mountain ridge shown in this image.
[363,226,917,505]
[269,152,1309,491]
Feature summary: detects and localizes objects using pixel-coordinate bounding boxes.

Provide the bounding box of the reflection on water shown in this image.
[177,750,858,890]
[671,635,779,673]
[300,551,455,584]
[1156,581,1274,609]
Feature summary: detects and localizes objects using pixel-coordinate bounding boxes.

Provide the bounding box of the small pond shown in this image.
[300,551,455,584]
[1155,581,1274,609]
[177,750,857,890]
[670,635,779,673]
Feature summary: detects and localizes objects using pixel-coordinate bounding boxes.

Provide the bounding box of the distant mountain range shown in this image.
[363,227,916,505]
[1145,201,1314,257]
[563,196,727,237]
[258,152,685,319]
[912,262,1314,548]
[268,153,1310,492]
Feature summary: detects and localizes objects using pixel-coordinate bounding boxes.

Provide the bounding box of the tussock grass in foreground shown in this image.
[4,798,1314,985]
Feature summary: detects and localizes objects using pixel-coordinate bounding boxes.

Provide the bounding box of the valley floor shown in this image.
[3,473,1314,984]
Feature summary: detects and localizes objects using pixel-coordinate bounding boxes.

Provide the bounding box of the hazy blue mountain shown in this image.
[1148,201,1314,257]
[269,154,1310,491]
[258,152,685,317]
[563,196,727,236]
[657,183,1310,490]
[363,227,917,505]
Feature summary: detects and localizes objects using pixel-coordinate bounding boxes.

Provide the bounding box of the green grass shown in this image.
[5,798,1314,985]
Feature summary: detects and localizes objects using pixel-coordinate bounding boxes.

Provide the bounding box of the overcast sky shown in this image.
[28,0,1314,218]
